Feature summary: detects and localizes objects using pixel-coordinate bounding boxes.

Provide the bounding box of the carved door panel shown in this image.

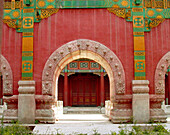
[69,73,99,106]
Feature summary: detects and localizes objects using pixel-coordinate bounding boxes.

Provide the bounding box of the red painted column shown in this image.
[64,72,68,106]
[100,72,104,106]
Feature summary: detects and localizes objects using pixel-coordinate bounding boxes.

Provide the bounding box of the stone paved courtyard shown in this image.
[32,114,170,134]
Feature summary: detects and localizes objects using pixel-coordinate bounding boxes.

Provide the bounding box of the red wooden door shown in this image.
[69,73,99,107]
[58,75,64,101]
[104,75,110,101]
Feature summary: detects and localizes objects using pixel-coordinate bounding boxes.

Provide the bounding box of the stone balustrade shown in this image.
[105,100,113,117]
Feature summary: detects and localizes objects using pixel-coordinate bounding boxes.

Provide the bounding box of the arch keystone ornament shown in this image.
[41,39,132,123]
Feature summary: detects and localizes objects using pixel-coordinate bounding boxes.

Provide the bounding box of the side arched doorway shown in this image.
[153,51,170,123]
[165,70,170,105]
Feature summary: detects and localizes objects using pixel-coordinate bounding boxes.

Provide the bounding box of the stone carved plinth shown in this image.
[150,95,167,123]
[3,95,18,123]
[35,95,56,123]
[18,80,35,124]
[110,95,132,123]
[132,80,149,123]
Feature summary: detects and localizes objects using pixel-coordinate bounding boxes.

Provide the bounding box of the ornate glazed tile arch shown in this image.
[42,39,125,95]
[155,51,170,94]
[1,55,13,95]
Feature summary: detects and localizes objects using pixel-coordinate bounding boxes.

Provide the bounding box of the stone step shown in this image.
[58,114,109,121]
[63,107,105,114]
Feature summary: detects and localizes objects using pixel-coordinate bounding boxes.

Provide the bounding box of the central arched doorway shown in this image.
[58,59,110,107]
[42,39,126,121]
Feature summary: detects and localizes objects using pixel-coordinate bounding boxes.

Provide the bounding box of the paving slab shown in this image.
[33,121,120,135]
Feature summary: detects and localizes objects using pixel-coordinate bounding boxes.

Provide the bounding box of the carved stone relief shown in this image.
[42,39,126,95]
[1,55,13,95]
[155,52,170,94]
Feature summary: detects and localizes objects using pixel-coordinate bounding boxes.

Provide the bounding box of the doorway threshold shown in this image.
[58,114,109,121]
[63,107,105,114]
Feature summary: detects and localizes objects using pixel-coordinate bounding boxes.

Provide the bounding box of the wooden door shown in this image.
[0,75,3,105]
[104,75,110,101]
[58,75,64,101]
[69,73,99,107]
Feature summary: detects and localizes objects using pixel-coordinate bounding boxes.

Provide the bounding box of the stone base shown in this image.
[18,80,35,124]
[35,117,56,124]
[133,94,149,123]
[132,80,150,123]
[35,95,57,123]
[3,109,18,123]
[150,109,167,123]
[110,109,132,123]
[150,94,167,123]
[110,95,132,123]
[18,94,35,124]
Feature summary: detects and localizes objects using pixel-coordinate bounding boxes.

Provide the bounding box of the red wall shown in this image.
[145,19,170,94]
[2,8,169,95]
[33,9,134,95]
[2,25,22,95]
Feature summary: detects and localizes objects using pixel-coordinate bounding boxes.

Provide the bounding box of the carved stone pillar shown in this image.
[132,80,149,123]
[18,80,35,124]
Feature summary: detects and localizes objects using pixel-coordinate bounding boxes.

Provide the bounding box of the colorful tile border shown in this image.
[2,0,170,81]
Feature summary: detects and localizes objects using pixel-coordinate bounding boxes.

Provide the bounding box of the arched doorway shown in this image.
[58,59,110,107]
[42,39,126,119]
[155,51,170,95]
[153,51,170,122]
[165,66,170,105]
[0,74,3,105]
[0,55,13,96]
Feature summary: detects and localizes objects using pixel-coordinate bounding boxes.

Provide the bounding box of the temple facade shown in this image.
[0,0,170,123]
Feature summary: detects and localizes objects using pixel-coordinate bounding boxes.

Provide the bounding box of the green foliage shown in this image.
[54,128,64,135]
[92,129,100,135]
[152,124,169,134]
[148,118,155,124]
[0,121,33,135]
[34,120,39,124]
[117,124,170,135]
[0,119,170,135]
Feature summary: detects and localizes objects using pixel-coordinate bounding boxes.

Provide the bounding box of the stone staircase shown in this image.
[63,107,105,114]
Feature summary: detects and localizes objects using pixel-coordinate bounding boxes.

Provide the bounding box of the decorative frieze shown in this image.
[155,52,170,94]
